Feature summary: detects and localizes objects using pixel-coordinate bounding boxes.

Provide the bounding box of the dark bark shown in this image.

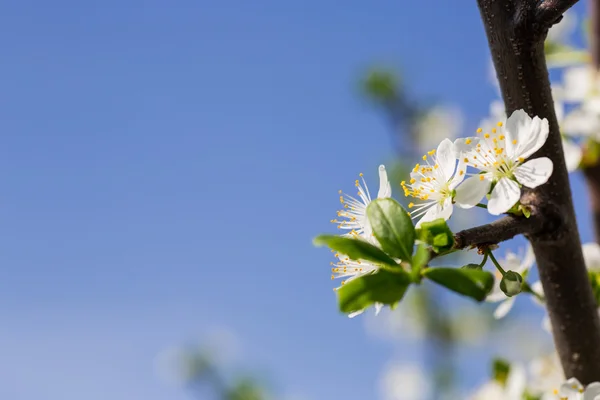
[476,0,600,383]
[584,0,600,242]
[454,213,546,250]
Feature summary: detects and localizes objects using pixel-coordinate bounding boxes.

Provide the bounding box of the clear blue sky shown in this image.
[0,1,592,399]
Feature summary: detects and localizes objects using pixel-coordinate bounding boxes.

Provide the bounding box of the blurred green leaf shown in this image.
[337,269,411,314]
[361,68,401,103]
[412,244,430,274]
[367,198,415,262]
[423,267,494,302]
[313,235,398,267]
[492,358,510,386]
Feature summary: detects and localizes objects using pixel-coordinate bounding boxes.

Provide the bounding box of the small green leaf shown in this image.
[336,269,411,314]
[589,271,600,307]
[500,271,523,297]
[492,358,511,386]
[366,198,415,262]
[416,218,454,253]
[423,267,494,302]
[313,235,398,267]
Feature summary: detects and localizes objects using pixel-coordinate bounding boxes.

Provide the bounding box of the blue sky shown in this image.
[0,1,592,399]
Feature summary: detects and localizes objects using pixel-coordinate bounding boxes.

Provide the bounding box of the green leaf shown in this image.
[313,235,398,267]
[500,271,523,297]
[366,198,415,262]
[589,271,600,307]
[423,267,494,302]
[416,218,454,253]
[337,269,411,314]
[492,358,510,386]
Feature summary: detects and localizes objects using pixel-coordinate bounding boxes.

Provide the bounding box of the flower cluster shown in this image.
[402,110,553,225]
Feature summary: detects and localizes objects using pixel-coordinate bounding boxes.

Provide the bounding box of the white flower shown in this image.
[331,165,391,239]
[401,138,465,227]
[468,364,526,400]
[562,138,583,172]
[528,353,564,398]
[454,109,553,215]
[486,244,536,319]
[547,10,577,44]
[548,378,600,400]
[329,165,392,318]
[379,363,431,400]
[413,106,464,152]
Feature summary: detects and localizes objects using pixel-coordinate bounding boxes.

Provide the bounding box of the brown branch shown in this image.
[454,214,545,250]
[477,0,600,383]
[536,0,581,28]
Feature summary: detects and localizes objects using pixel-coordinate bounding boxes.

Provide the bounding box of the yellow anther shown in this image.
[479,175,484,181]
[359,173,363,177]
[331,275,334,280]
[422,155,427,160]
[484,133,490,138]
[434,164,439,169]
[473,155,477,159]
[463,157,469,162]
[338,190,342,194]
[497,121,503,127]
[512,139,517,145]
[459,170,464,176]
[410,178,416,184]
[465,138,472,144]
[408,202,414,208]
[401,180,406,185]
[492,128,497,133]
[476,128,482,133]
[518,157,524,163]
[430,189,435,193]
[499,135,505,140]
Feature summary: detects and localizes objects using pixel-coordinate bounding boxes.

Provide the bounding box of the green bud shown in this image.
[500,271,523,297]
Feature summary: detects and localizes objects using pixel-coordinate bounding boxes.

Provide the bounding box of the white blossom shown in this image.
[401,139,465,227]
[468,364,526,400]
[329,165,392,318]
[454,110,553,215]
[548,378,600,400]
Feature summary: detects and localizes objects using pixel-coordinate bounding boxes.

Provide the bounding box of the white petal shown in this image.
[488,178,521,215]
[564,66,593,102]
[563,139,582,172]
[506,364,527,398]
[563,108,600,137]
[584,383,600,400]
[521,243,536,270]
[377,165,392,198]
[542,315,552,333]
[374,303,383,315]
[560,377,584,397]
[514,157,553,188]
[490,100,506,121]
[453,137,479,155]
[415,197,453,228]
[584,96,600,114]
[348,309,364,318]
[506,110,549,159]
[493,297,515,319]
[436,138,458,180]
[454,175,491,209]
[486,290,508,303]
[583,243,600,272]
[449,157,467,189]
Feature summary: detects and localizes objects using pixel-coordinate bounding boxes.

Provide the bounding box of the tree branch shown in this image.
[477,0,600,383]
[453,214,544,250]
[536,0,581,27]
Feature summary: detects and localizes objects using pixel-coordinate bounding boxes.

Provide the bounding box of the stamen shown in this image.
[476,128,482,133]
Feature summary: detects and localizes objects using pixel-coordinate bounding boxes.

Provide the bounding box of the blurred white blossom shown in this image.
[378,363,431,400]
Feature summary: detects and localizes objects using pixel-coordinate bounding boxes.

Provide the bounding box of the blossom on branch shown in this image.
[453,109,553,215]
[401,138,465,227]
